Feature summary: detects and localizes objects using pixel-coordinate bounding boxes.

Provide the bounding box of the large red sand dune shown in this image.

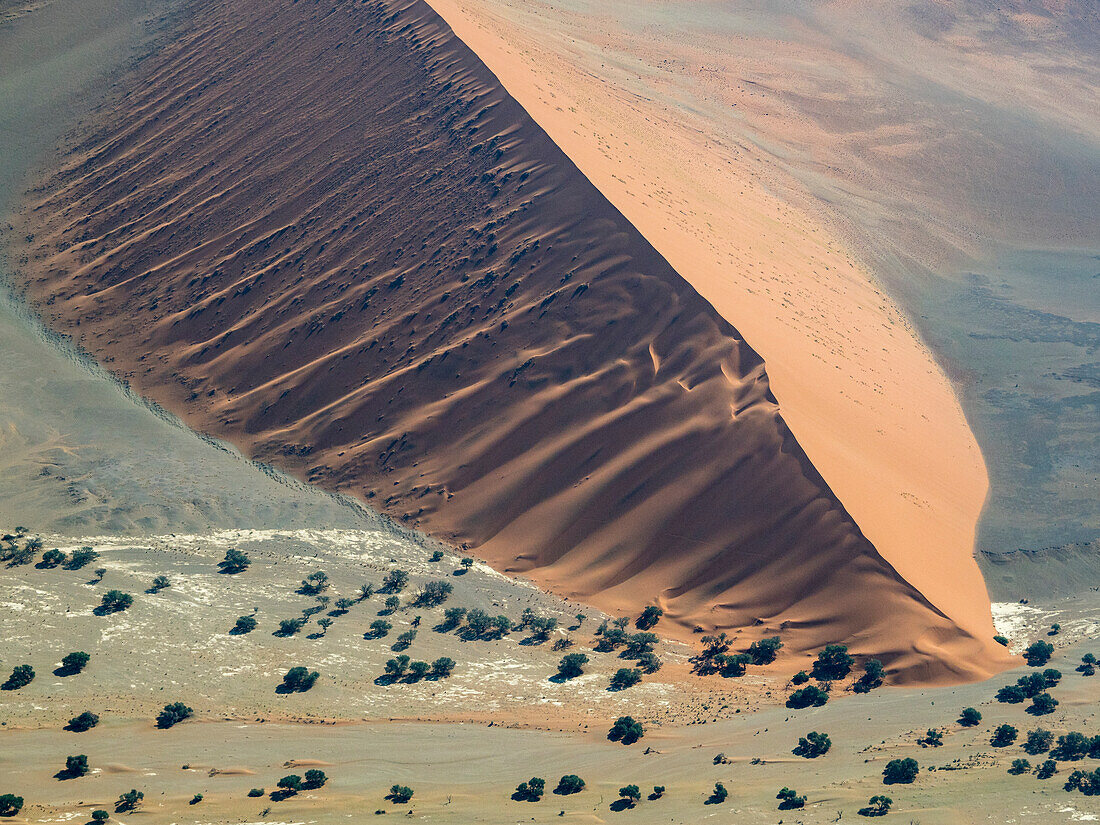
[10,0,1010,682]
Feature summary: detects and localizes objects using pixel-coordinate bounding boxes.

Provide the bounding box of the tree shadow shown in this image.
[53,769,83,781]
[609,799,635,812]
[373,675,399,687]
[269,789,297,802]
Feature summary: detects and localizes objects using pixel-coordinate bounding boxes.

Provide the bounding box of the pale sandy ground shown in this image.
[420,0,997,655]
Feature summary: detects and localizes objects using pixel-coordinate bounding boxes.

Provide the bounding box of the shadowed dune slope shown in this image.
[11,0,1009,682]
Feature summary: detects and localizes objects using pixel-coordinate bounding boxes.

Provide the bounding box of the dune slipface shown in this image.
[11,0,1008,681]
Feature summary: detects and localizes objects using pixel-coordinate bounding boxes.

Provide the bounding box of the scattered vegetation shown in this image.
[387,784,414,803]
[609,667,642,691]
[556,652,588,680]
[1024,640,1054,667]
[115,789,143,812]
[232,614,258,634]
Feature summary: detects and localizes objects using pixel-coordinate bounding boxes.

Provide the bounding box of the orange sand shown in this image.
[417,0,1003,671]
[11,0,1011,682]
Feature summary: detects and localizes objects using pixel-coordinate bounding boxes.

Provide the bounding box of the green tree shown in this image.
[156,702,193,729]
[0,795,21,816]
[858,795,892,817]
[556,653,588,680]
[460,557,474,571]
[384,655,411,678]
[812,644,853,680]
[97,590,133,614]
[387,785,413,803]
[1024,640,1054,667]
[232,615,258,634]
[299,570,329,595]
[882,757,919,784]
[280,667,319,692]
[430,657,455,678]
[636,605,663,630]
[303,769,327,788]
[854,659,886,693]
[748,636,783,665]
[2,665,34,690]
[115,789,143,812]
[609,668,642,690]
[91,810,109,822]
[382,569,409,592]
[709,782,728,803]
[991,724,1018,747]
[65,546,99,570]
[67,711,99,732]
[618,785,641,807]
[958,707,982,726]
[149,575,171,592]
[513,776,545,801]
[608,715,644,745]
[40,548,66,568]
[59,651,91,674]
[219,548,251,573]
[1028,692,1058,716]
[1009,758,1031,775]
[786,685,828,708]
[776,787,806,809]
[277,775,302,794]
[407,661,431,681]
[276,617,307,636]
[1024,728,1054,755]
[793,731,831,758]
[368,619,392,638]
[555,775,585,795]
[63,754,89,778]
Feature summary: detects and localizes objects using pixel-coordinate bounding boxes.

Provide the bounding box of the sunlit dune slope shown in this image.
[12,0,1010,681]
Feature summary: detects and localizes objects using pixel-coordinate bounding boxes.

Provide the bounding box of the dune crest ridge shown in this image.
[10,0,1010,682]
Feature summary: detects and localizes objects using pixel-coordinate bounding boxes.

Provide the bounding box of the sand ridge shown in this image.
[11,0,1009,681]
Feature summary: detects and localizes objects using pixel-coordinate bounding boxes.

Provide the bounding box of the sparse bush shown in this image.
[636,606,663,630]
[460,557,474,571]
[369,619,393,638]
[997,684,1026,703]
[882,757,919,784]
[277,775,302,794]
[115,789,143,812]
[608,716,644,744]
[557,653,588,680]
[1024,640,1054,667]
[1043,668,1062,687]
[430,550,444,562]
[156,702,193,729]
[387,784,413,803]
[958,707,982,726]
[513,776,545,802]
[97,590,133,614]
[440,606,467,630]
[407,661,430,681]
[334,597,355,612]
[91,810,109,822]
[189,794,203,805]
[623,632,657,658]
[382,569,409,593]
[316,617,333,635]
[0,795,22,817]
[555,775,585,795]
[92,568,107,583]
[384,655,411,678]
[991,724,1018,747]
[858,795,892,817]
[65,546,99,570]
[609,668,642,690]
[716,653,752,678]
[413,580,452,607]
[280,667,319,692]
[709,782,728,803]
[40,548,66,568]
[1036,760,1058,779]
[1024,728,1054,754]
[68,711,99,732]
[812,644,853,680]
[430,657,455,678]
[853,659,886,693]
[776,787,806,809]
[394,629,417,649]
[2,665,34,690]
[357,583,375,601]
[219,548,250,573]
[300,570,329,595]
[276,617,307,636]
[793,731,831,758]
[1051,731,1091,760]
[232,615,258,634]
[618,785,641,807]
[383,595,401,613]
[748,636,783,665]
[59,651,90,674]
[791,670,809,685]
[303,769,327,788]
[248,788,265,797]
[787,685,828,709]
[1028,692,1058,716]
[1009,758,1031,775]
[919,729,943,747]
[651,785,665,799]
[993,634,1009,646]
[637,651,662,673]
[149,575,171,592]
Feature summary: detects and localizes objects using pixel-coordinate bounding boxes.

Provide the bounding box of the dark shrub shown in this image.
[115,789,143,812]
[882,757,919,784]
[387,785,413,803]
[636,606,663,630]
[219,548,251,573]
[556,653,588,680]
[1009,758,1031,775]
[991,724,1018,747]
[65,547,99,570]
[303,769,327,788]
[748,636,783,665]
[281,667,319,692]
[608,716,644,745]
[858,795,892,817]
[97,590,133,614]
[618,785,641,807]
[1028,692,1058,716]
[776,787,806,809]
[156,702,193,729]
[812,644,853,680]
[0,795,21,817]
[232,615,258,634]
[1024,640,1054,667]
[1024,728,1054,755]
[793,731,831,758]
[2,665,34,690]
[958,707,982,726]
[787,685,828,709]
[555,775,585,795]
[853,659,886,693]
[512,777,545,802]
[382,569,409,593]
[430,657,455,678]
[67,711,99,732]
[609,668,642,691]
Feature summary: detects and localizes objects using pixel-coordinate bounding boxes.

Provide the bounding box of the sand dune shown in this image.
[11,0,1009,681]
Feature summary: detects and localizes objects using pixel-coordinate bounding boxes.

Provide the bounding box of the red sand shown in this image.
[10,0,1011,682]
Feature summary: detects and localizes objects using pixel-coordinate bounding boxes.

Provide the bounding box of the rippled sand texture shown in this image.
[12,0,1010,681]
